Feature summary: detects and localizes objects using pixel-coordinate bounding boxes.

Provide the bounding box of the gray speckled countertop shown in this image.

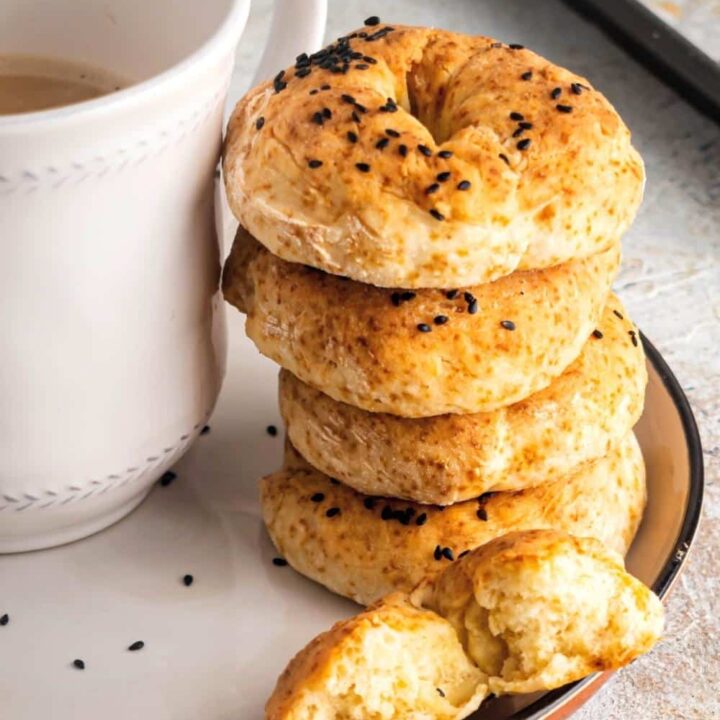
[230,2,720,717]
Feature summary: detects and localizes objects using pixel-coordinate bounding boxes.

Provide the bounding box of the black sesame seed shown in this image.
[438,150,453,158]
[355,162,371,172]
[322,107,332,119]
[442,547,455,561]
[571,82,583,95]
[354,102,367,114]
[429,208,445,221]
[509,111,524,121]
[457,180,471,191]
[417,323,432,333]
[355,63,369,70]
[464,291,476,303]
[517,138,531,150]
[425,183,440,195]
[73,659,85,670]
[309,89,319,95]
[364,15,381,26]
[391,292,401,307]
[341,93,355,104]
[400,291,416,301]
[556,104,573,113]
[266,425,278,436]
[321,84,331,90]
[160,471,176,487]
[500,320,516,330]
[498,153,510,165]
[467,299,478,315]
[375,137,389,150]
[351,110,361,123]
[521,70,533,81]
[364,497,378,510]
[272,557,288,567]
[381,505,394,521]
[512,127,526,138]
[255,116,265,130]
[183,574,194,586]
[308,159,323,168]
[311,492,325,503]
[398,144,408,157]
[436,171,451,182]
[385,128,400,137]
[592,329,604,339]
[326,507,341,518]
[518,121,533,129]
[273,79,287,93]
[434,315,449,325]
[312,111,324,125]
[330,478,340,485]
[418,144,432,157]
[551,87,562,99]
[509,43,525,49]
[477,507,488,521]
[437,688,446,698]
[347,131,358,143]
[434,545,443,561]
[629,331,639,347]
[446,289,458,299]
[613,309,624,319]
[128,641,144,652]
[362,56,377,64]
[0,614,8,626]
[295,67,311,78]
[478,492,496,503]
[459,549,471,558]
[416,513,428,526]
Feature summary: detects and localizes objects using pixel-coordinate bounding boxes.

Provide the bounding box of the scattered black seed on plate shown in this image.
[418,144,432,157]
[255,116,265,130]
[375,137,389,150]
[386,128,400,137]
[551,87,562,99]
[266,425,278,436]
[272,557,288,567]
[308,159,323,168]
[592,329,604,339]
[425,183,440,195]
[556,104,573,113]
[613,309,624,319]
[398,144,408,157]
[477,507,488,521]
[434,545,443,561]
[0,614,8,626]
[434,315,449,325]
[364,16,381,26]
[467,299,479,315]
[437,688,446,698]
[442,547,455,561]
[500,320,516,330]
[311,492,325,503]
[509,111,524,121]
[518,121,533,129]
[417,323,432,333]
[347,131,358,143]
[457,180,471,191]
[429,208,445,221]
[521,70,533,80]
[498,153,510,165]
[517,138,531,150]
[200,425,211,435]
[446,289,458,299]
[160,471,176,487]
[571,82,583,95]
[438,150,453,158]
[73,659,85,670]
[355,162,371,172]
[416,512,428,526]
[326,507,341,518]
[509,43,525,49]
[128,641,144,652]
[436,171,451,182]
[183,574,194,586]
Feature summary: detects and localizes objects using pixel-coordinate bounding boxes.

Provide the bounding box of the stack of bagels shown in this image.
[222,21,648,607]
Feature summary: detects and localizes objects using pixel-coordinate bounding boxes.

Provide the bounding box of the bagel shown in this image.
[266,530,663,720]
[261,434,645,605]
[223,229,619,417]
[224,23,644,289]
[280,294,646,504]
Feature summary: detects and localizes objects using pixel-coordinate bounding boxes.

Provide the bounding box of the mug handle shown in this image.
[252,0,328,84]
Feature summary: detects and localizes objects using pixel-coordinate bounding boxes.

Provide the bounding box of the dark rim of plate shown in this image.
[472,331,705,720]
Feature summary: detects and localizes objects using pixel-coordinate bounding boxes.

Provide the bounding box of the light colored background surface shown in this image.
[231,1,720,718]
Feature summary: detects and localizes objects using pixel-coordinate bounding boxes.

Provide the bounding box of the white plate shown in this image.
[0,311,702,720]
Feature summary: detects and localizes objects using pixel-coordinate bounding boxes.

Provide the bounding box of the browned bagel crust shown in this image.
[280,295,646,504]
[224,24,644,288]
[223,228,620,416]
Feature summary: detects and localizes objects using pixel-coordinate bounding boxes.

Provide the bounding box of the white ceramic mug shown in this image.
[0,0,326,552]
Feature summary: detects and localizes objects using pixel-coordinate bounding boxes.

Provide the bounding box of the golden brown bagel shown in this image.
[225,24,644,289]
[223,229,619,417]
[280,294,646,504]
[261,434,645,605]
[266,530,663,720]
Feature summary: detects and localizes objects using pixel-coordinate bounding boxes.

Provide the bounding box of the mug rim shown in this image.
[0,0,249,129]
